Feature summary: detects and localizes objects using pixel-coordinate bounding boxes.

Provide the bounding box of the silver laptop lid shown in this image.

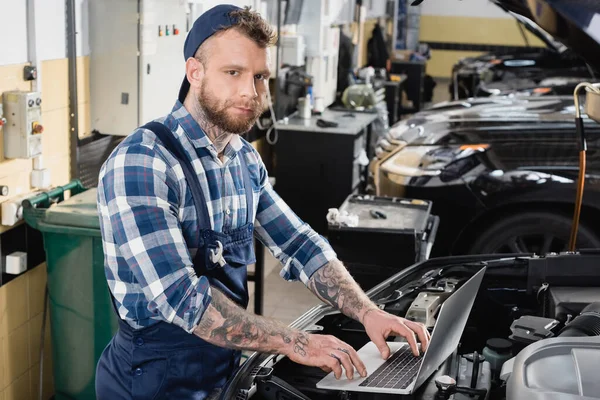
[412,266,486,390]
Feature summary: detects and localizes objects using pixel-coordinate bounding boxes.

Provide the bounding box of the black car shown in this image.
[370,0,600,257]
[370,95,600,256]
[450,8,596,100]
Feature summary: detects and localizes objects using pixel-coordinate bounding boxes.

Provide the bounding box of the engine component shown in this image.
[502,304,600,399]
[558,302,600,337]
[482,338,513,378]
[255,367,310,400]
[435,374,457,393]
[509,315,560,346]
[547,287,600,321]
[501,337,600,400]
[405,291,446,328]
[404,278,458,327]
[454,352,491,400]
[434,365,489,400]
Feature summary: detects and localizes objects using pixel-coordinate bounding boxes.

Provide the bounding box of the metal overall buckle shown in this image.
[209,240,226,268]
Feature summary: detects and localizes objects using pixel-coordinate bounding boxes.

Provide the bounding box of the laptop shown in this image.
[316,266,486,395]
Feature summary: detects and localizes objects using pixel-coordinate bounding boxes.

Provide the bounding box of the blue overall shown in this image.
[96,122,256,399]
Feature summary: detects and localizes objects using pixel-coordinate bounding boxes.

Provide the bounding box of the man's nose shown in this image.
[240,76,258,99]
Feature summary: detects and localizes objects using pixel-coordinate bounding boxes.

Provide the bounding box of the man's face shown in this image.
[195,29,271,134]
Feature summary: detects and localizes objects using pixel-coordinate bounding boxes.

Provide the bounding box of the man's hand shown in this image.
[285,332,368,380]
[194,287,366,380]
[363,308,430,358]
[307,259,430,358]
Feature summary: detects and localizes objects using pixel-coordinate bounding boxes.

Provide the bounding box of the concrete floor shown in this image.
[247,249,323,325]
[246,78,452,326]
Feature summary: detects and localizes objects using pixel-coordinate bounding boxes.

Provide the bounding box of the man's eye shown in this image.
[228,71,239,76]
[255,74,265,81]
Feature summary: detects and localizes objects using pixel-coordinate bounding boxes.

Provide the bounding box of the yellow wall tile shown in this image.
[29,366,39,400]
[45,155,71,188]
[40,59,69,112]
[28,265,47,319]
[419,15,546,47]
[4,323,30,386]
[78,102,92,138]
[3,370,30,400]
[0,275,28,337]
[0,283,5,337]
[426,49,486,78]
[41,108,70,158]
[77,56,91,106]
[28,310,51,370]
[0,64,31,96]
[0,336,4,390]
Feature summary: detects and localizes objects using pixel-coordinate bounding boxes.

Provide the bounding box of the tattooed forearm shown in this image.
[308,259,378,323]
[193,288,304,356]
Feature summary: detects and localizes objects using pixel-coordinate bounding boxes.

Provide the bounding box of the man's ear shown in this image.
[186,57,204,91]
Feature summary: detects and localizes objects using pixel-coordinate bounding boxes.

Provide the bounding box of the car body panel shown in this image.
[371,96,600,254]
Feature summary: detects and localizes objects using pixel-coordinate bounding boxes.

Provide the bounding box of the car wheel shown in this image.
[467,211,600,255]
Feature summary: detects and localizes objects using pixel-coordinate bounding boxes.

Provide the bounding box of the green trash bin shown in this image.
[23,180,118,400]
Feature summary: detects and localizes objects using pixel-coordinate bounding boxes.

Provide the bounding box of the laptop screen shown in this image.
[412,266,486,389]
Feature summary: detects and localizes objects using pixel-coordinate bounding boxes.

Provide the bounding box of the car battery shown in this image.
[327,194,439,290]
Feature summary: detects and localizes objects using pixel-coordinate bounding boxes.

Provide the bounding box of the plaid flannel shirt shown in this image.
[97,100,337,333]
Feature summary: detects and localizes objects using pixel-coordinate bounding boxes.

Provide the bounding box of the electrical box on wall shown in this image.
[89,0,189,136]
[1,91,43,159]
[0,103,6,127]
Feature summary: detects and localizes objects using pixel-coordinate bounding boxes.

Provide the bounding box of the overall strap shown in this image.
[142,121,210,268]
[237,150,254,224]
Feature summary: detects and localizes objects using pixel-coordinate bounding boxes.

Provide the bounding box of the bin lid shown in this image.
[44,188,101,230]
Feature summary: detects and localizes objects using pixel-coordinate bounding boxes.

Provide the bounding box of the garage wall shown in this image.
[0,0,91,232]
[418,0,546,78]
[0,1,92,399]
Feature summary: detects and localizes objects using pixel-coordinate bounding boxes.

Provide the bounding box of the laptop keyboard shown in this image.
[358,347,423,389]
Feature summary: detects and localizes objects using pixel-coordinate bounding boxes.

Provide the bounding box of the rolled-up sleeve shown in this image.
[252,154,337,285]
[100,142,211,333]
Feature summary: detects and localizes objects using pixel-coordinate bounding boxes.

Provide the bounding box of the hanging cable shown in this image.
[569,83,600,251]
[265,87,279,145]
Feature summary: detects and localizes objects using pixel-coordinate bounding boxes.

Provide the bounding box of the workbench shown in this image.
[273,109,379,234]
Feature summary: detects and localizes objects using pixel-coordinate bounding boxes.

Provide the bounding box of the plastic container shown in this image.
[23,180,118,400]
[482,338,513,375]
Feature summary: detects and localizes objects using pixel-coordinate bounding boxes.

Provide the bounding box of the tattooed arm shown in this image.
[307,259,379,324]
[308,259,431,358]
[193,288,300,354]
[193,287,367,380]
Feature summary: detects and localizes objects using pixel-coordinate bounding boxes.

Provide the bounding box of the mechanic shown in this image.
[95,4,430,399]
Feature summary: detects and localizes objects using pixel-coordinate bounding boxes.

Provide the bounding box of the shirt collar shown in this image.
[170,100,244,156]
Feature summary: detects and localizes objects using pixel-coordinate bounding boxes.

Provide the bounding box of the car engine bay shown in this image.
[223,252,600,400]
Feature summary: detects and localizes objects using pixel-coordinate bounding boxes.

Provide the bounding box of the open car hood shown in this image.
[490,0,600,68]
[415,0,600,69]
[508,11,567,53]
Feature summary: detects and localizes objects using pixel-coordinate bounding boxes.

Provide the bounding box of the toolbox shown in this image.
[327,194,439,290]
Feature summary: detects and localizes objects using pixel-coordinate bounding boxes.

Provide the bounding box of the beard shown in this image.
[197,80,264,134]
